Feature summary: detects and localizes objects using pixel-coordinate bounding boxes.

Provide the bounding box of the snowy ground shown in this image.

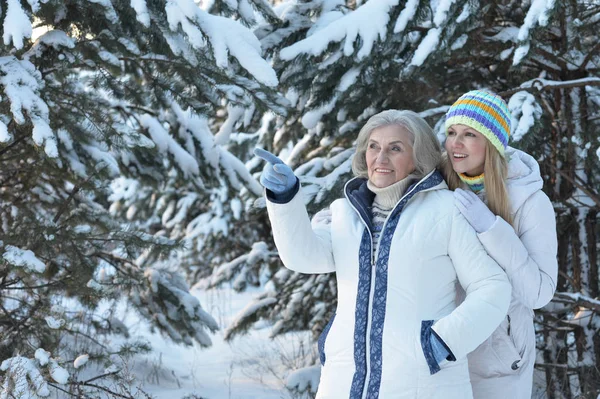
[128,286,315,399]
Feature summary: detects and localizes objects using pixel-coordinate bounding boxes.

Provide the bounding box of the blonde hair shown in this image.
[352,110,442,179]
[442,141,513,226]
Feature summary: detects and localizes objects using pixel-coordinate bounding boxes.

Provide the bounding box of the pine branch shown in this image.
[553,292,600,313]
[543,161,600,208]
[53,170,101,224]
[578,41,600,71]
[499,78,600,97]
[0,122,25,159]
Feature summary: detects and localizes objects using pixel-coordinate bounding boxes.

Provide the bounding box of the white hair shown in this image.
[351,109,442,179]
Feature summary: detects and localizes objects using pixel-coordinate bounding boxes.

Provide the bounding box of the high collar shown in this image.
[367,176,415,209]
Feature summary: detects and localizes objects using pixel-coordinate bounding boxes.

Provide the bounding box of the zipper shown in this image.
[507,315,511,336]
[344,195,375,398]
[344,172,433,399]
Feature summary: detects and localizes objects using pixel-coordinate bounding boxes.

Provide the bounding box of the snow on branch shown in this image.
[280,0,400,61]
[508,91,542,141]
[203,241,273,290]
[0,356,50,398]
[2,245,46,273]
[165,0,278,87]
[513,0,556,65]
[500,77,600,97]
[553,292,600,314]
[286,365,320,395]
[140,114,200,177]
[132,268,219,347]
[130,0,151,27]
[224,295,277,340]
[0,57,57,157]
[2,0,33,50]
[24,30,76,61]
[0,351,68,399]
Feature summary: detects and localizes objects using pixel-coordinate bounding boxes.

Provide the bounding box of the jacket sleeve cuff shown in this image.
[431,328,456,362]
[421,320,456,375]
[265,178,300,204]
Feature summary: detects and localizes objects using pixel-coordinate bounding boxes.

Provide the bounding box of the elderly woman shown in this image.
[255,110,511,399]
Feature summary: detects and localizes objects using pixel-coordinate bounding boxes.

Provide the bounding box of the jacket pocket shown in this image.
[419,320,456,375]
[318,313,336,366]
[470,316,523,377]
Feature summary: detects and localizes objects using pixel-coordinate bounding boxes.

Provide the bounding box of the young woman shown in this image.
[255,110,511,398]
[443,90,558,399]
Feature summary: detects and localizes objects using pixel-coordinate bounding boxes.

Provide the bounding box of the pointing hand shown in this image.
[254,148,297,195]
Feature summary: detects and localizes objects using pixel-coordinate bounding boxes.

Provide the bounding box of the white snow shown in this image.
[214,105,245,145]
[44,316,65,329]
[2,0,32,50]
[0,57,58,158]
[24,30,76,61]
[394,0,419,33]
[456,3,470,23]
[450,34,468,50]
[121,286,313,398]
[73,354,89,369]
[165,0,278,87]
[508,91,542,141]
[0,120,10,142]
[488,27,519,43]
[281,0,400,60]
[130,0,151,27]
[411,28,440,66]
[2,245,46,273]
[140,114,200,177]
[34,349,50,366]
[514,0,556,64]
[513,43,530,65]
[224,296,278,339]
[87,0,119,24]
[338,67,361,92]
[1,356,50,398]
[286,364,320,394]
[302,98,337,129]
[49,361,69,384]
[433,0,457,27]
[83,144,120,176]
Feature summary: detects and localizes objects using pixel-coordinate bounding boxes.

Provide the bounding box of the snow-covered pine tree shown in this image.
[222,0,478,341]
[0,0,284,396]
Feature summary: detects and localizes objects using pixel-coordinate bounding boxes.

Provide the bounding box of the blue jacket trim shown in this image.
[318,313,336,366]
[365,171,444,396]
[349,228,373,398]
[265,178,300,204]
[421,320,441,375]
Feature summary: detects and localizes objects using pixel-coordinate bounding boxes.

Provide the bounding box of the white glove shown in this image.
[454,188,497,233]
[311,208,332,227]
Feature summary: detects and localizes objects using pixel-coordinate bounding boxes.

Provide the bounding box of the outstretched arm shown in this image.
[256,148,335,274]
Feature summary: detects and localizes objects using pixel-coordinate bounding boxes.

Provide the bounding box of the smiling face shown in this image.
[444,124,487,176]
[365,125,415,188]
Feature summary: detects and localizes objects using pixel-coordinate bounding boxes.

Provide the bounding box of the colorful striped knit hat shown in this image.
[445,90,511,157]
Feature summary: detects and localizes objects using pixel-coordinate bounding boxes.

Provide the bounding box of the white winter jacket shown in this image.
[266,170,512,399]
[462,148,558,399]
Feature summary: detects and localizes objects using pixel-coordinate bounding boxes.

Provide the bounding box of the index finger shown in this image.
[254,148,283,165]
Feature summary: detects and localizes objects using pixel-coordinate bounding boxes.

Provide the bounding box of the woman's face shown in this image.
[444,124,487,176]
[366,125,415,188]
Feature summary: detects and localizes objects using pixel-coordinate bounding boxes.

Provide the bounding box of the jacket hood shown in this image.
[505,147,544,212]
